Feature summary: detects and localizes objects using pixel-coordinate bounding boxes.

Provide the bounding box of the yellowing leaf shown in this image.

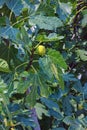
[0,58,10,72]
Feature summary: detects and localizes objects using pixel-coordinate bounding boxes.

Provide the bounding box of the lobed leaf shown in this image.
[29,15,63,30]
[47,48,67,69]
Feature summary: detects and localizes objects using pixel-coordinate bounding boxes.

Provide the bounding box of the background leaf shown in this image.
[29,15,63,30]
[76,49,87,61]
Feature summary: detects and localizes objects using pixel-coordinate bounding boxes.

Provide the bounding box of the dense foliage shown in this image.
[0,0,87,130]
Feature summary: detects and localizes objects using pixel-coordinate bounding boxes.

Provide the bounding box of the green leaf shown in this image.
[62,96,73,116]
[51,63,64,89]
[41,97,60,110]
[58,74,64,89]
[36,33,64,42]
[37,2,54,16]
[0,0,5,6]
[51,63,59,81]
[82,9,87,27]
[29,15,63,30]
[0,43,20,67]
[47,33,64,41]
[63,73,77,82]
[0,77,7,93]
[63,116,74,125]
[39,56,64,89]
[6,0,23,16]
[76,49,87,61]
[0,16,6,26]
[73,80,83,93]
[37,74,50,97]
[35,103,49,119]
[0,26,19,40]
[52,128,65,130]
[0,58,10,73]
[68,124,84,130]
[17,27,32,49]
[41,97,63,119]
[56,2,72,22]
[15,115,35,128]
[16,71,32,93]
[47,49,67,69]
[82,14,87,27]
[20,27,31,45]
[39,56,53,79]
[26,73,39,107]
[0,77,7,101]
[49,109,63,120]
[26,72,51,106]
[83,83,87,96]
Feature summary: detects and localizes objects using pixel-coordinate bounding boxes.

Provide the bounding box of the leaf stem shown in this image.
[15,61,28,71]
[31,65,37,74]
